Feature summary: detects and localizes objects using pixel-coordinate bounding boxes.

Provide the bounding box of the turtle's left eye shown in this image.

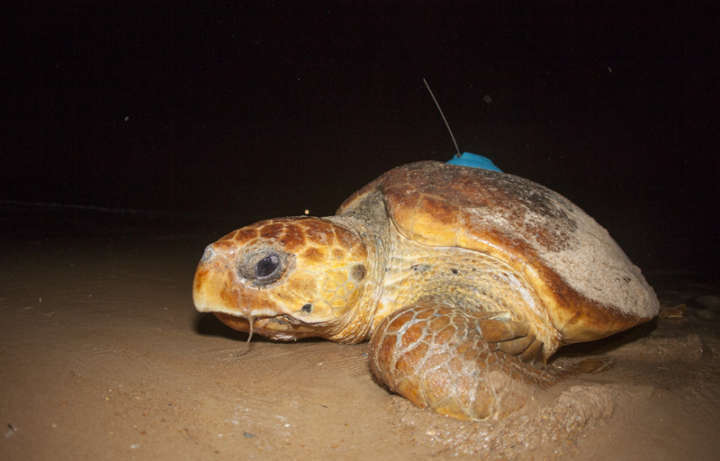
[256,254,280,279]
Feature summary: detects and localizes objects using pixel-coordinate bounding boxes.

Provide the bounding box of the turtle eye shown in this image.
[256,254,280,279]
[238,249,288,286]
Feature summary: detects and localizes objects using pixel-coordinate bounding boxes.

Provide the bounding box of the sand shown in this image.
[1,207,719,460]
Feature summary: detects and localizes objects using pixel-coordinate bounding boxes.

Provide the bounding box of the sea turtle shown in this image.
[193,161,659,420]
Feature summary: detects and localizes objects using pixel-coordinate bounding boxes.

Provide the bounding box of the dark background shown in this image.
[4,2,719,278]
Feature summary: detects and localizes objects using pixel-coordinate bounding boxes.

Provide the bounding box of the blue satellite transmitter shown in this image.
[423,78,502,173]
[447,152,502,172]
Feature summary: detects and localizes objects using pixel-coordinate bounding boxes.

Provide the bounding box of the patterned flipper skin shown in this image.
[369,303,555,420]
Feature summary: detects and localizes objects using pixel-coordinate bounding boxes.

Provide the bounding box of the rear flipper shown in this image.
[369,303,556,420]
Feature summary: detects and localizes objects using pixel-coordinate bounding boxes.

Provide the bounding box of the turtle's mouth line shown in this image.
[219,310,316,327]
[212,312,321,339]
[196,301,304,325]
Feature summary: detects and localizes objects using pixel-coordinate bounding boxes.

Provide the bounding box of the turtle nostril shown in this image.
[200,245,215,263]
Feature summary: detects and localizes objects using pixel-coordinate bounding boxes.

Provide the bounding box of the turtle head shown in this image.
[193,217,377,342]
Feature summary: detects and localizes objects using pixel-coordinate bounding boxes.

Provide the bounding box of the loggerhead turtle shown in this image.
[193,161,659,420]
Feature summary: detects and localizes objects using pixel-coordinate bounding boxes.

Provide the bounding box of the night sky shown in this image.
[5,3,719,277]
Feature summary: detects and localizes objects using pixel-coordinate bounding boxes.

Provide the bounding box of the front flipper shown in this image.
[369,303,555,420]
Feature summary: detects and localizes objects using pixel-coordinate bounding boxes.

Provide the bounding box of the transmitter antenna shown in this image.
[423,77,461,158]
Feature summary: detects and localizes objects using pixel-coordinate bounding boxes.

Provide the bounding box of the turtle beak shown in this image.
[192,244,287,318]
[192,244,239,315]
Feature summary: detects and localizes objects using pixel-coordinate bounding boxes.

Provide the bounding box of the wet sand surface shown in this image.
[2,207,719,460]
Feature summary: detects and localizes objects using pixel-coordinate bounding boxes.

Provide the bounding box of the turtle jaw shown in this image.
[193,275,323,340]
[194,286,327,340]
[212,312,322,341]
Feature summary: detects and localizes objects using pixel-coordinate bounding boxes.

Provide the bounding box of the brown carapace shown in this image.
[193,161,659,420]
